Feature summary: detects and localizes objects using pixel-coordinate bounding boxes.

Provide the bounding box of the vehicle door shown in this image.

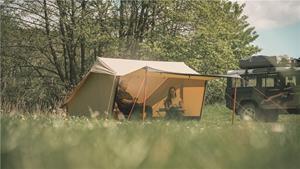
[282,73,299,109]
[238,74,259,103]
[260,73,284,109]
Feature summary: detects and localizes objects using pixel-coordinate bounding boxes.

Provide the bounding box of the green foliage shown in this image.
[1,105,300,169]
[138,0,260,103]
[1,0,260,110]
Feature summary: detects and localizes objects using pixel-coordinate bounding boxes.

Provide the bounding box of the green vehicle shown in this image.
[225,56,300,122]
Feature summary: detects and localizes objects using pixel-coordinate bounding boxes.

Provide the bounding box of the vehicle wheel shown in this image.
[238,103,258,121]
[287,109,300,114]
[264,110,279,122]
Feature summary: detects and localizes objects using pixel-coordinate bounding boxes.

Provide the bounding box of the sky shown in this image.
[233,0,300,58]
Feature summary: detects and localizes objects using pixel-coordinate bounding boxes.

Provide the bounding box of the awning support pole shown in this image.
[128,77,145,120]
[232,78,237,125]
[142,68,148,121]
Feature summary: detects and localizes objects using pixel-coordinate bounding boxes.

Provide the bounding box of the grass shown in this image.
[1,104,300,169]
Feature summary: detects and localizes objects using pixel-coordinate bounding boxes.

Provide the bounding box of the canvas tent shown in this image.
[63,57,238,119]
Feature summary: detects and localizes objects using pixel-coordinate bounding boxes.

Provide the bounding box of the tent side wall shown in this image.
[67,73,116,116]
[149,79,206,118]
[183,80,206,117]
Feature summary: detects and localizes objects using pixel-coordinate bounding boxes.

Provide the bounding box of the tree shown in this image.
[1,0,260,111]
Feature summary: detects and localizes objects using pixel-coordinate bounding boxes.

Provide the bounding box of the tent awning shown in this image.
[145,70,240,80]
[91,57,241,79]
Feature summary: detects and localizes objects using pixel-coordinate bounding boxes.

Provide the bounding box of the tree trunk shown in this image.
[57,0,69,86]
[43,0,65,83]
[80,0,87,76]
[119,0,125,39]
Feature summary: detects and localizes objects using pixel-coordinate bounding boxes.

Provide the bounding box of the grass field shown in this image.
[1,104,300,169]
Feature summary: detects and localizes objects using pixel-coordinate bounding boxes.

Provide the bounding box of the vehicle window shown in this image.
[232,78,242,87]
[262,77,275,87]
[244,77,257,87]
[232,76,257,88]
[285,76,296,87]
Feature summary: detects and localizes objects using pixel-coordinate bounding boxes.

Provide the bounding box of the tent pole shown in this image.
[199,81,208,120]
[232,78,237,125]
[128,77,145,120]
[142,68,148,121]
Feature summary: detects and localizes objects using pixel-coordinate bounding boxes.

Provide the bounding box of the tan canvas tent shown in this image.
[63,57,238,119]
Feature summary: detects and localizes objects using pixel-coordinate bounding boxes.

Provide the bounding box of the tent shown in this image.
[62,57,238,120]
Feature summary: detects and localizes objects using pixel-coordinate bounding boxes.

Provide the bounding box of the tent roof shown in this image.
[91,57,199,76]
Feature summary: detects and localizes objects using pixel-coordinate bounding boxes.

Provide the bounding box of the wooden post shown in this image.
[232,78,237,125]
[142,68,148,121]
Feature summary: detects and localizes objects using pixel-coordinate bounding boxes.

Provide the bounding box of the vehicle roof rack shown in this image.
[239,55,291,69]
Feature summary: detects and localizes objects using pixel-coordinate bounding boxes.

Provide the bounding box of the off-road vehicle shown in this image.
[225,55,300,122]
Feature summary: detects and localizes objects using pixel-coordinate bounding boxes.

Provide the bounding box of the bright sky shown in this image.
[233,0,300,58]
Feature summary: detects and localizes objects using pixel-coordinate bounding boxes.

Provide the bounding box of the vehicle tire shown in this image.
[238,103,259,121]
[287,109,300,114]
[264,110,279,122]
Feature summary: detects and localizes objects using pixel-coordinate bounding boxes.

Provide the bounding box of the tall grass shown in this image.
[1,104,300,169]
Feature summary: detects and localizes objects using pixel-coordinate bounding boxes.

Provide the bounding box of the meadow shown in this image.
[1,104,300,169]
